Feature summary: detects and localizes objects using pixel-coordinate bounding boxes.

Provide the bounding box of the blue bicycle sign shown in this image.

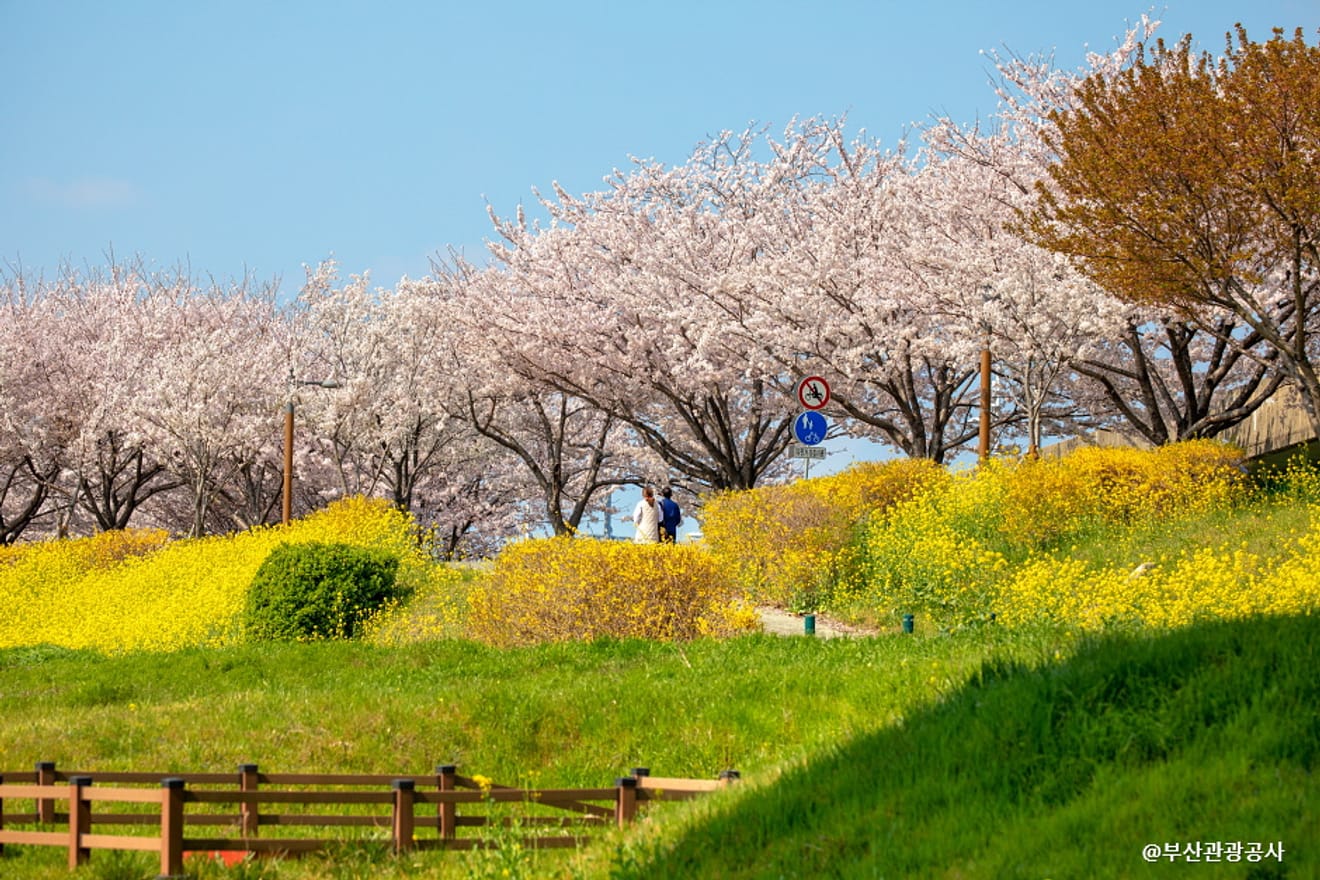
[793,410,828,446]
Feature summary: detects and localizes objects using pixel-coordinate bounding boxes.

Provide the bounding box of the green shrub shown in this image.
[243,542,403,641]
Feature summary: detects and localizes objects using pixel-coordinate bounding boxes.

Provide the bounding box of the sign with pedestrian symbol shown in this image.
[796,376,830,410]
[793,410,827,446]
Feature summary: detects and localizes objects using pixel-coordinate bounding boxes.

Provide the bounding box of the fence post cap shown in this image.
[392,778,416,791]
[161,777,186,789]
[630,767,650,778]
[237,763,259,773]
[435,764,457,774]
[719,769,741,781]
[69,775,93,786]
[35,760,55,771]
[614,776,638,789]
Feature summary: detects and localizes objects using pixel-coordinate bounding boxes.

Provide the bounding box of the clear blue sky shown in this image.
[3,0,1315,297]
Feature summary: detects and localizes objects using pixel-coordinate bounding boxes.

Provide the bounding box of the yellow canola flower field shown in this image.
[704,440,1320,631]
[6,442,1319,652]
[701,459,946,608]
[996,522,1320,630]
[0,497,449,654]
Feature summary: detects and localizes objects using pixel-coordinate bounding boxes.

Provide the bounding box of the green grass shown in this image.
[1059,498,1315,576]
[0,630,1045,781]
[1,628,1057,878]
[2,469,1318,878]
[3,617,1316,878]
[603,614,1317,879]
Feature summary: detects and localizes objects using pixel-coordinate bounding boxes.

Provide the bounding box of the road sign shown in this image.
[793,410,828,446]
[796,376,831,410]
[788,443,826,460]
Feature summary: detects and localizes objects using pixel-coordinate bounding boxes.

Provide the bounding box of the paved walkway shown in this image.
[756,606,875,639]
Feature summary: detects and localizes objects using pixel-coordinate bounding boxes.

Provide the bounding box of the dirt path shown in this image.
[756,606,876,639]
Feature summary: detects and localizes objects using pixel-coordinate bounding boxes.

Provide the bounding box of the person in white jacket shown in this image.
[632,486,661,543]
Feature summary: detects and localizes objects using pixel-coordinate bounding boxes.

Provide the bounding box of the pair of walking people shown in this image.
[632,486,681,544]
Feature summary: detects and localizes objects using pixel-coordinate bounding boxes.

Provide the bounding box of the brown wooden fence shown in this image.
[0,761,739,877]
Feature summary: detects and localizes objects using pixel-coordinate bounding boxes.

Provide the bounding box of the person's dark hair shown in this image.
[662,487,673,499]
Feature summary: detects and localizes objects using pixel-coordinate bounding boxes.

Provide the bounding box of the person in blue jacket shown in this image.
[658,487,682,543]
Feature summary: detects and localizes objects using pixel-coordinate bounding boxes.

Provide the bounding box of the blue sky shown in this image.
[3,0,1315,297]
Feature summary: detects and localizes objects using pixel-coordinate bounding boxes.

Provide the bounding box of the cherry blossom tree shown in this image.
[1070,311,1284,445]
[479,125,828,491]
[294,263,459,511]
[129,271,287,537]
[900,140,1135,456]
[0,272,64,541]
[14,262,188,535]
[433,260,637,535]
[293,262,527,556]
[703,123,988,464]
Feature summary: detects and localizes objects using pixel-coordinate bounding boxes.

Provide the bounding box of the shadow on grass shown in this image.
[618,614,1318,879]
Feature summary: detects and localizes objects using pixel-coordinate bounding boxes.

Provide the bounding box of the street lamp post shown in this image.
[978,347,992,463]
[281,368,341,526]
[977,285,997,465]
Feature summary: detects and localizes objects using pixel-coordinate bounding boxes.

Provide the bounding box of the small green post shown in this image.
[804,613,816,636]
[902,613,914,634]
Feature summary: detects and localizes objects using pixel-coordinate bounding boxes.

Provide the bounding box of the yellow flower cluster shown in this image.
[465,535,759,646]
[0,497,444,653]
[856,479,1012,624]
[995,517,1320,630]
[998,441,1247,547]
[848,441,1319,630]
[3,442,1312,651]
[364,564,469,645]
[697,439,1304,631]
[700,459,945,607]
[1254,453,1320,501]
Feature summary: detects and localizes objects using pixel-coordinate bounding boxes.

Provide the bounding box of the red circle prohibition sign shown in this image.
[797,376,831,410]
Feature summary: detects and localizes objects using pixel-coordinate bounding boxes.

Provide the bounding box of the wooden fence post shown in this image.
[67,776,92,870]
[614,777,637,828]
[159,778,186,879]
[37,760,56,824]
[1,770,6,856]
[238,763,259,838]
[391,779,415,854]
[630,768,650,815]
[436,764,457,841]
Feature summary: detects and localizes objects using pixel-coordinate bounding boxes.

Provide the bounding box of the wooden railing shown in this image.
[0,761,739,876]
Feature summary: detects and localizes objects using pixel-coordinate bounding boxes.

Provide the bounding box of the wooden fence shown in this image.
[0,761,739,877]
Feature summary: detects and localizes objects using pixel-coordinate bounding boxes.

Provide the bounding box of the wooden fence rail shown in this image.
[0,762,739,877]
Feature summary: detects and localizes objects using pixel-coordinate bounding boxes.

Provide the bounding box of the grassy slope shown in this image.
[2,485,1317,878]
[0,632,1045,784]
[606,614,1318,879]
[0,630,1059,878]
[3,618,1315,878]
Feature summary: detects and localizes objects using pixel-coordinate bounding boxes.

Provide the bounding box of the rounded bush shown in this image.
[244,542,403,641]
[465,536,757,646]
